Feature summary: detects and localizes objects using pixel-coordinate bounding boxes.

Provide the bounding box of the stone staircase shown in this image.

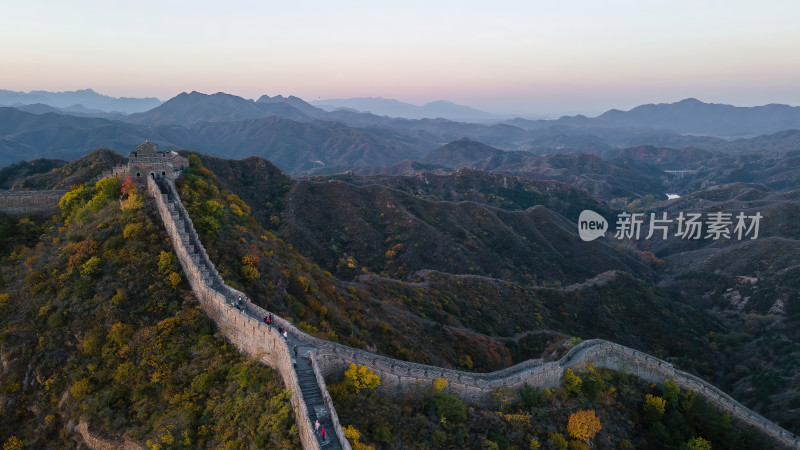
[292,340,342,449]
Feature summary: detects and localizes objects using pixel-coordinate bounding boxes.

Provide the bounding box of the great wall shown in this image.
[4,147,799,448]
[145,174,799,449]
[0,189,67,213]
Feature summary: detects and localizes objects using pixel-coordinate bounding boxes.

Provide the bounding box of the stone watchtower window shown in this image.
[136,173,140,177]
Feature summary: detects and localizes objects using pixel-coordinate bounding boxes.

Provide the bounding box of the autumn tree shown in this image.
[158,251,177,274]
[80,256,102,277]
[643,393,667,422]
[687,436,712,450]
[344,363,380,393]
[168,272,182,288]
[567,409,601,444]
[3,436,23,450]
[564,368,582,394]
[120,177,143,211]
[343,425,376,450]
[433,377,449,392]
[241,246,261,281]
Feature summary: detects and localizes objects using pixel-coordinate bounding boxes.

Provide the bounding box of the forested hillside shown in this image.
[0,177,298,448]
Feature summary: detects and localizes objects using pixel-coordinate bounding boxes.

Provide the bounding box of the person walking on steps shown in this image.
[320,426,326,440]
[282,328,287,340]
[314,420,320,434]
[294,346,298,357]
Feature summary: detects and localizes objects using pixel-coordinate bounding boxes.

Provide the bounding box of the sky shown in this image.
[2,0,800,116]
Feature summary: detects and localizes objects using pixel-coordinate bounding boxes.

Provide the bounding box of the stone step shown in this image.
[299,382,321,392]
[301,390,322,401]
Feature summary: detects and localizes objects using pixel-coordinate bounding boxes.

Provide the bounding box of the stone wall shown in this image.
[0,190,66,213]
[146,177,346,450]
[76,419,144,450]
[100,165,130,181]
[145,176,798,450]
[310,338,800,448]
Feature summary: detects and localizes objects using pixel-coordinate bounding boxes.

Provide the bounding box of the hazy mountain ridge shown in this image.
[125,91,313,125]
[312,96,499,121]
[0,107,426,173]
[509,98,800,138]
[0,107,149,167]
[0,88,161,114]
[5,92,800,176]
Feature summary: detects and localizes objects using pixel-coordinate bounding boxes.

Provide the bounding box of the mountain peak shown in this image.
[676,98,704,105]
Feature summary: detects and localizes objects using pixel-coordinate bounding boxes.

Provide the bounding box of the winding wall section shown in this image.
[147,177,345,449]
[146,176,799,450]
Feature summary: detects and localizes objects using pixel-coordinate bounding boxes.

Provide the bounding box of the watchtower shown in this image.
[120,140,188,186]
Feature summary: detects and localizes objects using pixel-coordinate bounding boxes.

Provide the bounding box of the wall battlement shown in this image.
[144,176,799,450]
[0,189,66,213]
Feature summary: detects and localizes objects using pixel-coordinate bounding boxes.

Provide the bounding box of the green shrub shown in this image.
[47,312,64,328]
[373,425,392,443]
[519,382,541,407]
[289,301,305,317]
[430,392,467,424]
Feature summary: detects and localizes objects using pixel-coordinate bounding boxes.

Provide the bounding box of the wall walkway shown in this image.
[145,176,799,450]
[147,177,346,450]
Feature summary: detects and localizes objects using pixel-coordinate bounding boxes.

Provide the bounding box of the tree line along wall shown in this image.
[144,176,799,450]
[0,190,66,213]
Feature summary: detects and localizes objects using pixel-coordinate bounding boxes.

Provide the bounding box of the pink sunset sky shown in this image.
[2,0,799,115]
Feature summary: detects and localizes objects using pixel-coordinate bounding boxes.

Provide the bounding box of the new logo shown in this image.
[578,210,607,242]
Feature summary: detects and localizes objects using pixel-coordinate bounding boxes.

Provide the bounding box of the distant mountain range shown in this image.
[125,91,313,125]
[509,98,800,137]
[3,90,800,177]
[312,97,501,122]
[0,88,162,114]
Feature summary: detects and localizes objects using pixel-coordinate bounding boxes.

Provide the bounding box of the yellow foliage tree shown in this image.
[80,256,102,277]
[169,272,182,289]
[158,251,177,274]
[564,368,582,394]
[123,222,144,240]
[344,363,380,393]
[343,425,376,450]
[241,265,260,281]
[3,436,23,450]
[687,436,712,450]
[70,378,91,399]
[566,409,601,443]
[433,377,449,392]
[644,393,667,421]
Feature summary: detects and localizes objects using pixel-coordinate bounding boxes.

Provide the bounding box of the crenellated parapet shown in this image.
[0,189,67,213]
[143,173,800,450]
